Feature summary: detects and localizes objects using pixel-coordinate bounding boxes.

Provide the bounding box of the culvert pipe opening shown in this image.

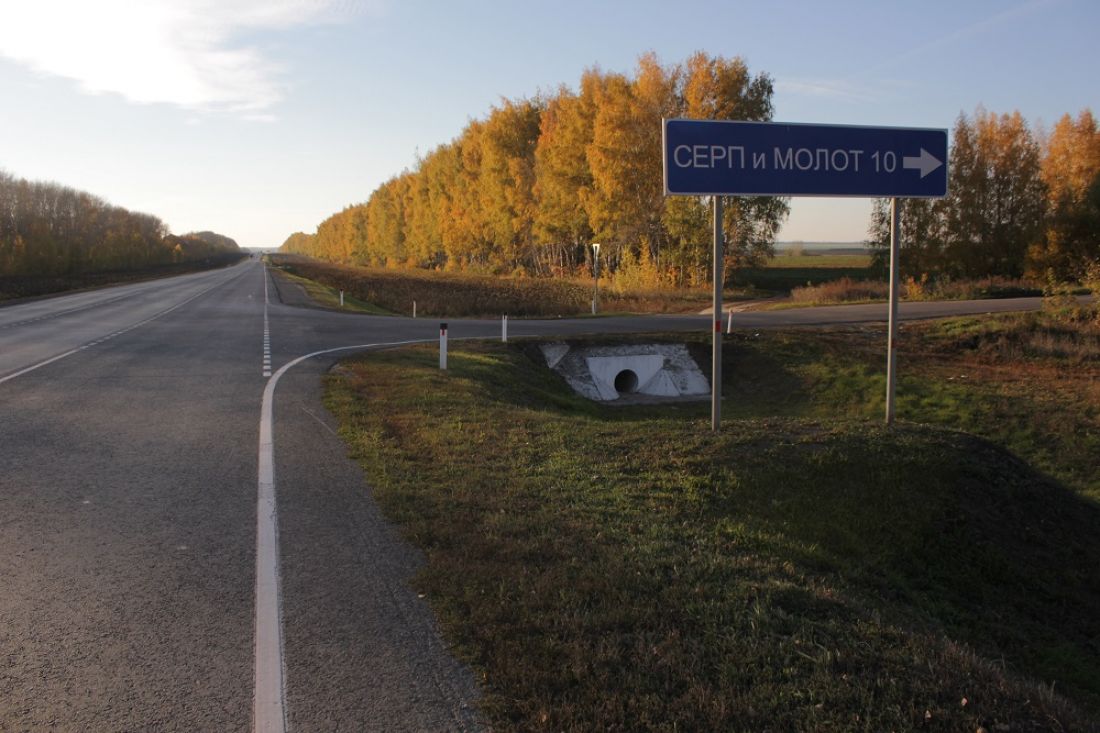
[614,369,639,395]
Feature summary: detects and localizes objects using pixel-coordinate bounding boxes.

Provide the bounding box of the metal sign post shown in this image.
[711,196,723,433]
[886,199,901,425]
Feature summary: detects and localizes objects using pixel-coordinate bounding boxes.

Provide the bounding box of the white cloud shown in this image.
[0,0,368,114]
[775,78,876,103]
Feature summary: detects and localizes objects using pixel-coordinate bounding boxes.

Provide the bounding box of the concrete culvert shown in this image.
[541,343,710,402]
[614,369,639,395]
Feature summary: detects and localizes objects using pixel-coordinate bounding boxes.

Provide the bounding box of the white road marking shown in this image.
[0,269,247,386]
[263,272,273,377]
[253,338,428,733]
[0,292,136,331]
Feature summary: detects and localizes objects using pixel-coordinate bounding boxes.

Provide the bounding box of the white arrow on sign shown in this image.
[902,148,943,178]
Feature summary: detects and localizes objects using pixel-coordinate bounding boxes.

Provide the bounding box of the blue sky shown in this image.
[0,0,1096,249]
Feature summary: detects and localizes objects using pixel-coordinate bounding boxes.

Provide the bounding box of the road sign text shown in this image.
[663,120,948,198]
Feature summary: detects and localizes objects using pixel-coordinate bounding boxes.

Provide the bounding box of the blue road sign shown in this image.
[663,119,948,198]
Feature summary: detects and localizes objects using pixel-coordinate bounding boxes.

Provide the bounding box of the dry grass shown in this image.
[271,254,589,317]
[270,254,739,316]
[789,275,1044,306]
[790,277,891,304]
[906,275,1042,301]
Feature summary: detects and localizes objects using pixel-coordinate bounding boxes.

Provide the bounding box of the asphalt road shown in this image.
[0,259,1056,731]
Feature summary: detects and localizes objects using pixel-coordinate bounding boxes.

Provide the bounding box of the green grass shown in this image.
[765,253,874,268]
[277,269,394,314]
[732,265,879,292]
[324,312,1100,731]
[721,315,1100,498]
[738,251,878,292]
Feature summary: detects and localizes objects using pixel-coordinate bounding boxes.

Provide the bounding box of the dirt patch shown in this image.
[268,268,323,309]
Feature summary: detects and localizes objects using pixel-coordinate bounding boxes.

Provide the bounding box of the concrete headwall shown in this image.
[540,343,710,402]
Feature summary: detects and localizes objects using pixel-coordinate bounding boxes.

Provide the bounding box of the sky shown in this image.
[0,0,1096,249]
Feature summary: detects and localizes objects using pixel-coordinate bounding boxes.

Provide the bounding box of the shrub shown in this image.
[790,277,890,303]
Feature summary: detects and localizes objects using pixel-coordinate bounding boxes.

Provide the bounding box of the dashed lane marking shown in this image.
[0,292,136,331]
[263,271,272,378]
[0,268,249,386]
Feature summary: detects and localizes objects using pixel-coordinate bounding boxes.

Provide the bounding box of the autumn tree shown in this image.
[280,232,315,254]
[448,120,491,270]
[1029,109,1100,279]
[281,51,787,285]
[584,54,680,277]
[1,169,236,282]
[943,109,1046,277]
[533,73,602,275]
[867,198,947,278]
[868,108,1047,280]
[478,98,543,273]
[365,178,406,267]
[660,53,787,283]
[426,142,466,269]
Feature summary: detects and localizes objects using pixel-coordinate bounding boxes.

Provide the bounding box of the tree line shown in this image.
[0,170,241,278]
[870,108,1099,282]
[281,52,789,287]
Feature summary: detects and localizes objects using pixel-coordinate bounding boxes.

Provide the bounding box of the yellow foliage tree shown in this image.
[1029,109,1100,279]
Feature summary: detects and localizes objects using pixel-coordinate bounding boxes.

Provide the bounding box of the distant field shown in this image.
[774,240,867,252]
[734,251,878,291]
[765,253,874,268]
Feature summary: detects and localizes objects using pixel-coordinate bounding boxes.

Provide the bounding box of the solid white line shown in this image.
[0,347,84,386]
[255,370,285,733]
[253,338,429,733]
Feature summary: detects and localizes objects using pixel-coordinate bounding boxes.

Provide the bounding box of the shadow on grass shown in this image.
[719,426,1100,710]
[331,337,1100,728]
[434,341,1100,706]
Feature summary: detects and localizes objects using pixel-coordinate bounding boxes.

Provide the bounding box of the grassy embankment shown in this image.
[325,309,1100,731]
[273,267,395,315]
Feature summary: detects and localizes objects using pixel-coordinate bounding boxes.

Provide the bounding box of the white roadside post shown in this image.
[502,315,508,342]
[339,290,344,307]
[439,322,448,370]
[885,198,901,426]
[413,301,417,318]
[591,242,601,315]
